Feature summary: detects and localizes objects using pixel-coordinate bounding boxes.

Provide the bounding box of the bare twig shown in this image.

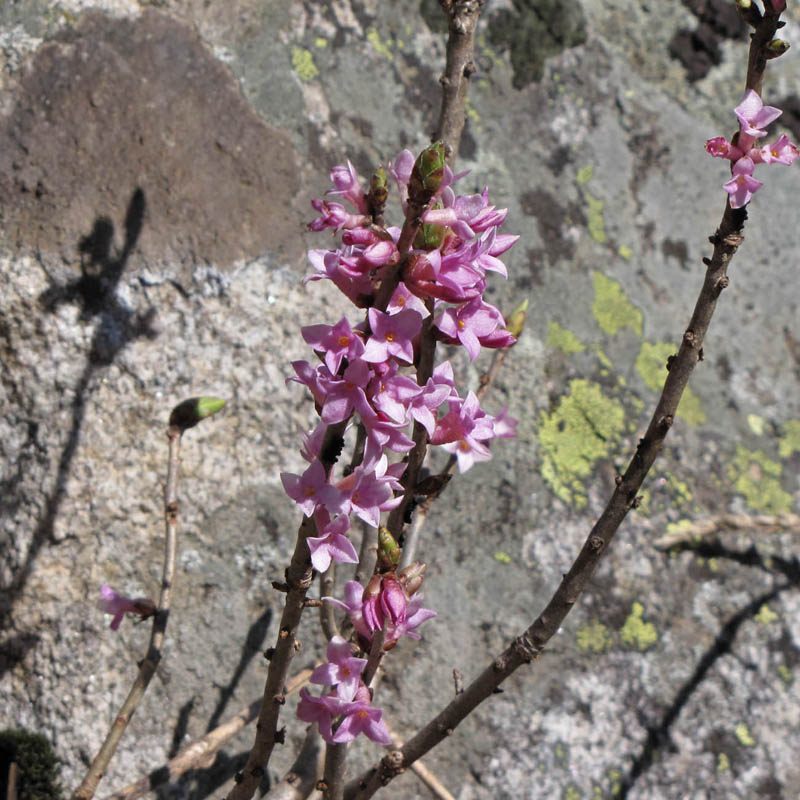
[385,726,455,800]
[105,669,312,800]
[73,414,189,800]
[264,725,325,800]
[434,1,484,160]
[228,422,347,800]
[654,512,800,550]
[342,11,786,798]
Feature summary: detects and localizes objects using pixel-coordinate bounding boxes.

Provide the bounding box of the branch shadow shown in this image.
[615,537,800,798]
[1,188,157,672]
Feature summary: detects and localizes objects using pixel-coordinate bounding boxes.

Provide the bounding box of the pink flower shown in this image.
[723,157,763,208]
[97,584,155,631]
[331,685,392,745]
[705,136,742,161]
[436,297,502,361]
[281,459,345,517]
[307,510,358,573]
[431,391,496,472]
[325,161,368,215]
[296,687,341,742]
[758,134,799,166]
[362,308,423,364]
[310,635,367,701]
[735,90,782,139]
[302,317,365,375]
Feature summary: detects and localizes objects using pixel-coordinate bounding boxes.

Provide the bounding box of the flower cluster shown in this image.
[706,89,798,208]
[283,144,519,743]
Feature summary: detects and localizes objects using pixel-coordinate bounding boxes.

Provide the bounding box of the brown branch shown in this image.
[228,422,347,800]
[434,1,484,161]
[73,423,184,800]
[342,10,789,794]
[653,511,800,550]
[104,670,313,800]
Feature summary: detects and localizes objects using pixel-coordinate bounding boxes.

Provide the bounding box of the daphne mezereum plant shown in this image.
[72,2,798,800]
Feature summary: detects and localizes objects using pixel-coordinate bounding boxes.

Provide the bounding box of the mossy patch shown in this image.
[635,341,706,425]
[620,602,657,650]
[538,379,626,508]
[778,419,800,458]
[747,413,766,435]
[546,321,585,354]
[576,620,613,653]
[291,46,318,81]
[727,445,792,514]
[591,272,643,337]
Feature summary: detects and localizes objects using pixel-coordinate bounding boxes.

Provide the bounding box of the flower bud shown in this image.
[377,527,401,570]
[408,141,446,205]
[766,39,790,57]
[169,396,226,431]
[379,574,407,626]
[413,221,447,251]
[362,574,383,632]
[505,298,529,339]
[399,561,426,596]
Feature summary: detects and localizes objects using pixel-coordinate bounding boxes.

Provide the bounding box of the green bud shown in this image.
[735,0,751,8]
[505,298,529,339]
[169,396,226,431]
[377,527,402,570]
[408,141,446,204]
[368,167,389,221]
[766,39,790,56]
[413,221,447,251]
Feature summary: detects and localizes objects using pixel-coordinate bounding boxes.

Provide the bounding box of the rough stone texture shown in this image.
[1,1,799,799]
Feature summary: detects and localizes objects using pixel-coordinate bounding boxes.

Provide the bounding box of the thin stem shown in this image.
[322,743,348,800]
[105,670,313,800]
[320,562,340,641]
[434,1,484,161]
[228,422,347,800]
[72,426,184,800]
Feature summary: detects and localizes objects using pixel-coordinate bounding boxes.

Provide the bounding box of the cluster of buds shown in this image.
[284,143,520,743]
[706,89,798,207]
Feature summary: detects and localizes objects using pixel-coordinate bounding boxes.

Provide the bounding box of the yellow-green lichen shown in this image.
[577,620,613,653]
[727,445,792,514]
[717,753,730,772]
[367,28,394,60]
[538,379,627,508]
[465,97,480,124]
[755,604,778,625]
[592,272,643,337]
[778,420,800,458]
[554,742,569,765]
[494,551,511,564]
[291,47,319,81]
[586,193,606,244]
[778,664,792,684]
[664,473,692,505]
[577,164,593,184]
[547,321,585,354]
[620,602,657,650]
[618,244,633,260]
[635,341,706,425]
[735,723,756,747]
[747,413,766,435]
[315,37,328,48]
[563,785,581,800]
[607,768,622,796]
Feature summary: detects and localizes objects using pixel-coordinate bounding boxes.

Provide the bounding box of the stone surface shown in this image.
[1,1,799,799]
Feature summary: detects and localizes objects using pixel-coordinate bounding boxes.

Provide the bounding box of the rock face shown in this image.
[1,2,799,799]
